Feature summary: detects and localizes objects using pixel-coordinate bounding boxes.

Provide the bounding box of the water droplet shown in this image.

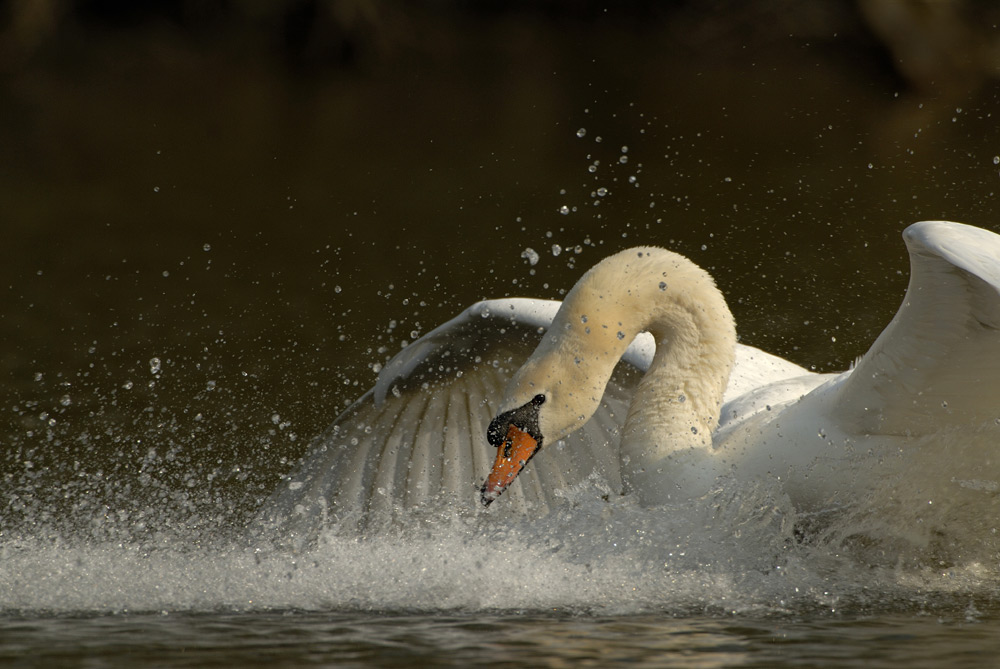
[620,145,628,153]
[558,205,570,215]
[149,357,161,375]
[552,244,562,257]
[659,281,667,290]
[153,186,160,193]
[994,156,1000,165]
[202,243,211,252]
[521,248,540,265]
[576,128,587,138]
[580,314,588,323]
[162,270,169,278]
[334,285,342,293]
[59,394,71,407]
[618,155,628,164]
[596,187,608,197]
[123,380,134,390]
[617,331,625,340]
[206,380,216,390]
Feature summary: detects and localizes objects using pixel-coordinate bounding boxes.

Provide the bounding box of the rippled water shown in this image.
[4,6,1000,666]
[3,610,1000,668]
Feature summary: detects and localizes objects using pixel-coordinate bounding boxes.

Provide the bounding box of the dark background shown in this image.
[2,0,999,535]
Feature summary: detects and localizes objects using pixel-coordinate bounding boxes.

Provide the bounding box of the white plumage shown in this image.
[256,221,1000,548]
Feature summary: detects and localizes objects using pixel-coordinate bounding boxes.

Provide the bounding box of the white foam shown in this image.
[2,485,997,616]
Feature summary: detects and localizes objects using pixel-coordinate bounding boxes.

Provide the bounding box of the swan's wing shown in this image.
[254,298,639,545]
[725,344,811,402]
[833,220,1000,435]
[256,295,819,546]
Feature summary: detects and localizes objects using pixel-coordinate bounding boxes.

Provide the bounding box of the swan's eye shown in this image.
[532,394,546,406]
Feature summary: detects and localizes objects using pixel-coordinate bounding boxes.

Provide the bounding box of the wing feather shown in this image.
[254,299,633,544]
[256,290,823,545]
[834,221,1000,435]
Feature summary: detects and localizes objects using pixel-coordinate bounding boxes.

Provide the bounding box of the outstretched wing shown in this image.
[255,293,813,546]
[834,220,1000,435]
[254,298,638,545]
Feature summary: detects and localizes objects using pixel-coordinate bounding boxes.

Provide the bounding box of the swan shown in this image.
[257,220,1000,545]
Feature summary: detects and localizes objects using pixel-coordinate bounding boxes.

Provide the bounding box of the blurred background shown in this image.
[2,0,999,535]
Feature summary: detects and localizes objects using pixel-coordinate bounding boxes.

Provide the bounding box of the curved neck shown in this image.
[501,246,737,501]
[623,272,736,448]
[560,247,737,496]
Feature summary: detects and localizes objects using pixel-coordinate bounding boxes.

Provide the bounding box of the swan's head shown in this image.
[481,393,547,506]
[480,327,621,506]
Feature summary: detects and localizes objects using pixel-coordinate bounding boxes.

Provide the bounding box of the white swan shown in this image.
[257,220,1000,544]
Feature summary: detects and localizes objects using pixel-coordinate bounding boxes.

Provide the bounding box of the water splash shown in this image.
[3,464,999,616]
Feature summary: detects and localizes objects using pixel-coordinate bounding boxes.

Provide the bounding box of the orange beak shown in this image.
[481,423,540,506]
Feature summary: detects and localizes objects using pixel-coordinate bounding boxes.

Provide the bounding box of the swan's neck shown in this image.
[620,303,735,498]
[571,248,736,499]
[501,246,736,501]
